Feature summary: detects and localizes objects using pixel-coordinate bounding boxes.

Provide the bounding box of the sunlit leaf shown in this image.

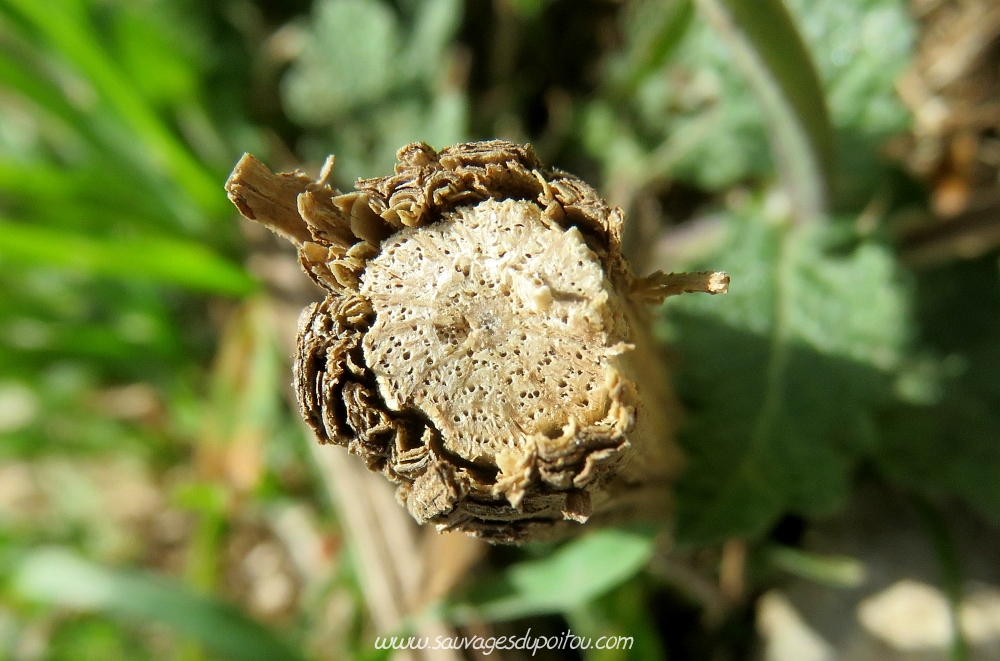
[403,0,463,83]
[282,0,467,183]
[694,0,833,219]
[450,529,655,622]
[282,0,399,125]
[590,0,915,210]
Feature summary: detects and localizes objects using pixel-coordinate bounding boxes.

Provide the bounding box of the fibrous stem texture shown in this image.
[226,140,727,542]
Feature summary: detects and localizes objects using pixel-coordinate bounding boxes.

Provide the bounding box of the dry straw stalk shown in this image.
[226,140,727,543]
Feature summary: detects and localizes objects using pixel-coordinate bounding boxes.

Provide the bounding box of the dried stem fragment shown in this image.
[226,141,727,543]
[630,270,730,304]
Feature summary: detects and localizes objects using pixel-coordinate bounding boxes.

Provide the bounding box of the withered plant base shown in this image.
[226,141,727,542]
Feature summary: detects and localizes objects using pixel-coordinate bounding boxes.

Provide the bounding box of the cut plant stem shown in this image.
[226,141,728,542]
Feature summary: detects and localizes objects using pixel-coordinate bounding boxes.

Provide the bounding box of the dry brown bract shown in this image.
[226,141,727,542]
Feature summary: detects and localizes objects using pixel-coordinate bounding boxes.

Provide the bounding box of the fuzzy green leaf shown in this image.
[695,0,833,219]
[449,529,655,622]
[591,0,915,210]
[282,0,467,183]
[282,0,399,124]
[403,0,463,83]
[663,203,910,544]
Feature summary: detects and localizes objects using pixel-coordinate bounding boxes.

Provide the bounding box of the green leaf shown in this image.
[14,548,306,661]
[591,0,914,209]
[664,203,910,544]
[566,580,665,661]
[403,0,463,83]
[876,397,1000,526]
[694,0,833,219]
[282,0,399,125]
[284,0,468,183]
[792,0,915,138]
[874,257,1000,527]
[0,221,257,296]
[449,529,655,622]
[46,617,153,661]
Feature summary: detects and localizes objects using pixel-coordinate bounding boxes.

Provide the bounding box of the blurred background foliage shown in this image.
[1,0,999,659]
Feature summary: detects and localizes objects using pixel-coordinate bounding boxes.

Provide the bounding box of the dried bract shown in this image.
[226,141,727,542]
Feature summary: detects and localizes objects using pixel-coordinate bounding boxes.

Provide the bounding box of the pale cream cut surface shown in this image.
[361,198,627,463]
[224,141,727,541]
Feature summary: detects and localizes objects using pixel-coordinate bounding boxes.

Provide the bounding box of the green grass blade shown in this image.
[14,548,307,661]
[0,48,98,142]
[0,221,257,296]
[911,497,970,661]
[0,160,177,229]
[1,0,225,217]
[0,160,127,201]
[768,545,866,588]
[618,0,695,93]
[694,0,833,221]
